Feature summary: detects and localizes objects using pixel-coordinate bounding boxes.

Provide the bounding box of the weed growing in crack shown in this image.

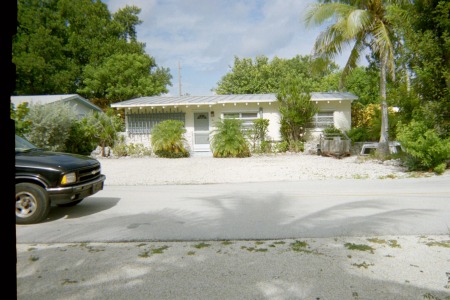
[193,242,211,249]
[151,246,169,254]
[352,261,374,269]
[344,243,375,253]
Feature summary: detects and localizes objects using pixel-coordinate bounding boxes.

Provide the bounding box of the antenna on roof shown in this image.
[178,61,182,96]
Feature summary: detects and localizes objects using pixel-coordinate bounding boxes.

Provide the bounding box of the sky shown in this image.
[104,0,353,96]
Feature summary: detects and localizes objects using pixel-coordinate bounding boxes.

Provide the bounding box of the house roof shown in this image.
[11,94,103,112]
[111,92,357,109]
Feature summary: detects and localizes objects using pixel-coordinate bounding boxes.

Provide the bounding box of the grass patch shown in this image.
[151,245,169,254]
[388,240,401,248]
[345,243,375,253]
[193,242,211,249]
[426,240,450,248]
[290,240,315,254]
[352,174,369,179]
[367,238,401,248]
[273,241,286,245]
[187,251,196,256]
[241,246,268,252]
[29,255,39,262]
[221,240,233,246]
[367,238,386,244]
[138,250,150,258]
[352,261,374,269]
[378,174,397,179]
[138,245,170,257]
[61,279,78,285]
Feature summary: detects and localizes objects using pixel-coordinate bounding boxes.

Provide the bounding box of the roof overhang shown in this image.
[111,92,358,109]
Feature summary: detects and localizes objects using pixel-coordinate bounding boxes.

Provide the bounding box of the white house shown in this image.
[11,94,103,117]
[111,92,357,152]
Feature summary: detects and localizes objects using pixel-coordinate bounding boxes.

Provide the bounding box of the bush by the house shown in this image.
[151,120,189,158]
[211,118,250,158]
[396,120,450,174]
[112,137,152,158]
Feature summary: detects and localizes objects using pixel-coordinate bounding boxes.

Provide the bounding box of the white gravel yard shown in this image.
[96,153,435,186]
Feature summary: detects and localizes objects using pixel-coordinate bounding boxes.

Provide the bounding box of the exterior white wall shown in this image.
[121,99,352,152]
[307,100,353,144]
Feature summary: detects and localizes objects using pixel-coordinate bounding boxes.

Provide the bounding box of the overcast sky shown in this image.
[104,0,352,96]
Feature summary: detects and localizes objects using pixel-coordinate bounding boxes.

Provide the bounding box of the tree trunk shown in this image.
[378,53,390,157]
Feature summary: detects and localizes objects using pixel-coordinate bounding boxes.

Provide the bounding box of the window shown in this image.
[223,112,259,129]
[127,112,185,134]
[310,112,334,129]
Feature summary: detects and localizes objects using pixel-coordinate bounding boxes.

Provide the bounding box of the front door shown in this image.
[193,112,210,151]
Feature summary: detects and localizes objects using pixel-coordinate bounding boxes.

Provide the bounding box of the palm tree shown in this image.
[305,0,408,155]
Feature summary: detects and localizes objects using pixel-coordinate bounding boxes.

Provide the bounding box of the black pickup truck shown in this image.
[15,135,106,224]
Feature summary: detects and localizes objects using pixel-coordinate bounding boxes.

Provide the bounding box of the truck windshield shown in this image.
[15,135,40,152]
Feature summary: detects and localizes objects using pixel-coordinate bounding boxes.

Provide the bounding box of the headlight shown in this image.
[61,172,76,184]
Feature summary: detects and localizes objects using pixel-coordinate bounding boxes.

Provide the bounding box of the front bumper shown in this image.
[47,175,106,205]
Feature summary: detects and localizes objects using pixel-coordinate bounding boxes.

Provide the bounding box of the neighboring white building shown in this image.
[111,92,357,152]
[11,94,103,118]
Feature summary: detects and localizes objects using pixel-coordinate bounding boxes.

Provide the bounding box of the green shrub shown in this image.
[65,120,98,155]
[347,127,373,142]
[25,102,77,152]
[66,109,123,156]
[151,120,189,158]
[322,126,345,138]
[112,139,152,157]
[288,140,304,152]
[274,141,289,153]
[211,119,250,158]
[396,120,450,174]
[248,118,270,153]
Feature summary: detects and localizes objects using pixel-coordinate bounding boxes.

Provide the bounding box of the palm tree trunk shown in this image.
[378,52,390,156]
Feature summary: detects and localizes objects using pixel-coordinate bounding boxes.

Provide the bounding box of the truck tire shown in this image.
[16,183,50,224]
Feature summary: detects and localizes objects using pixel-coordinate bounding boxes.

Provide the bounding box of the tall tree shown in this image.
[277,81,318,145]
[78,53,172,103]
[13,0,171,103]
[215,55,340,94]
[305,0,409,155]
[402,0,450,137]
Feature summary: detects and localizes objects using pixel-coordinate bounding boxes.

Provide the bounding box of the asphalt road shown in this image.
[17,177,450,242]
[16,177,450,300]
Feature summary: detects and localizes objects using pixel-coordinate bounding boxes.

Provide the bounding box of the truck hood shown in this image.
[16,149,100,172]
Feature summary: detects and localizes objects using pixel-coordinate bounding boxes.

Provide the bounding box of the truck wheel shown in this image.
[16,183,50,225]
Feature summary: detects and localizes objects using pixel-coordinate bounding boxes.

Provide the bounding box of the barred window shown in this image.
[127,112,185,134]
[223,112,258,129]
[310,112,334,128]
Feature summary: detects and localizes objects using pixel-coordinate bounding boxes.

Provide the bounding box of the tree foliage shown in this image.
[78,53,171,103]
[397,0,450,137]
[80,109,124,157]
[247,119,271,153]
[397,120,450,174]
[305,0,410,156]
[24,102,78,151]
[11,102,32,137]
[277,82,318,146]
[215,55,340,94]
[13,0,172,106]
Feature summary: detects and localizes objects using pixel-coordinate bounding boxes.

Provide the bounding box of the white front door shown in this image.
[193,112,210,151]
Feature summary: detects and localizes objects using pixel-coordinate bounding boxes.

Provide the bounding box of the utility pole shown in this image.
[178,61,182,96]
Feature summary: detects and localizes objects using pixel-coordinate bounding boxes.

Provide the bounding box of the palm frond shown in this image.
[340,35,366,89]
[371,20,396,80]
[305,3,354,27]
